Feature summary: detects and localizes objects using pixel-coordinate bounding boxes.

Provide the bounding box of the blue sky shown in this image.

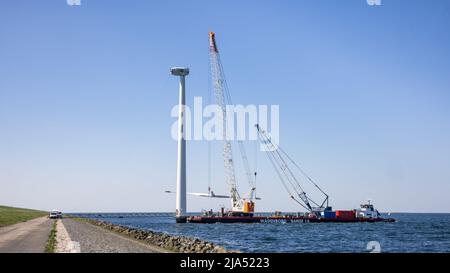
[1,0,449,213]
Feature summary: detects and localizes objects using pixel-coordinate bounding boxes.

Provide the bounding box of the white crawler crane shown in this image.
[208,32,257,215]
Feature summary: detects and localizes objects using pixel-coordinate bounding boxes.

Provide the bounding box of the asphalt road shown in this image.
[0,216,53,253]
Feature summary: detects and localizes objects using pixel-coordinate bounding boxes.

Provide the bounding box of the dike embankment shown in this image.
[75,217,237,253]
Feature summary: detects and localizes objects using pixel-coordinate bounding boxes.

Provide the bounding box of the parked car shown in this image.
[49,210,62,219]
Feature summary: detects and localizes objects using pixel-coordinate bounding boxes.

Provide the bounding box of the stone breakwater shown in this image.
[78,218,236,253]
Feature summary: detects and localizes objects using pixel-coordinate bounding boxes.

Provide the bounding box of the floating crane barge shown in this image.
[187,215,395,224]
[170,32,395,224]
[186,198,395,223]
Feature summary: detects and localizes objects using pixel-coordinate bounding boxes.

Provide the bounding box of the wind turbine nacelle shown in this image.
[170,67,189,76]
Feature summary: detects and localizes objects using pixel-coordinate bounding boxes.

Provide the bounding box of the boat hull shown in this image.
[186,215,395,223]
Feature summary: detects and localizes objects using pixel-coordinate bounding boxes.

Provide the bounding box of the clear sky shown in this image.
[1,0,449,213]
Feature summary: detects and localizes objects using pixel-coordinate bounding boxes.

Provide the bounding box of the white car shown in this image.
[49,210,62,219]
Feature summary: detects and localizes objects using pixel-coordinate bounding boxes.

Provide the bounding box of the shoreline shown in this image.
[68,216,236,253]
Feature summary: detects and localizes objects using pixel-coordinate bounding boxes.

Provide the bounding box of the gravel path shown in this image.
[0,216,52,253]
[62,218,169,253]
[56,219,80,253]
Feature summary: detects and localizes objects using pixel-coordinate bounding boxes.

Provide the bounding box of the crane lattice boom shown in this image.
[256,124,329,213]
[209,32,256,212]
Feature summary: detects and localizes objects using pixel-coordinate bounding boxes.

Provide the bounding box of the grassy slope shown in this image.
[0,205,48,227]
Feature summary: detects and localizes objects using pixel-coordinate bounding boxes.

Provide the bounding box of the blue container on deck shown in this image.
[323,211,336,219]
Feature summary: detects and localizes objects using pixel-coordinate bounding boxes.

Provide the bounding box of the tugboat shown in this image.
[356,199,381,219]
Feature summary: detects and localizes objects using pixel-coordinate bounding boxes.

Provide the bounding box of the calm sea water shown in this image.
[71,213,450,253]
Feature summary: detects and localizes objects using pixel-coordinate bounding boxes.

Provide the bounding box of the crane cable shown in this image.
[207,50,212,194]
[276,143,329,207]
[257,126,321,211]
[259,135,309,211]
[210,47,239,198]
[217,53,256,190]
[254,137,258,198]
